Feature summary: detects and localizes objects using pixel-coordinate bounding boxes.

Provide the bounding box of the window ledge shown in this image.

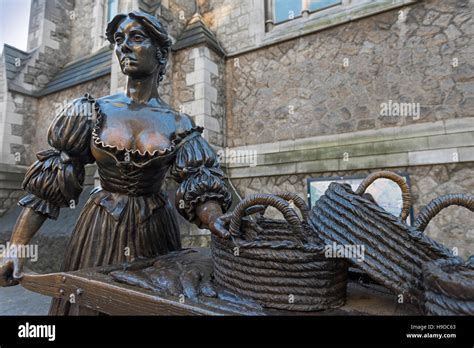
[225,118,474,177]
[229,0,418,57]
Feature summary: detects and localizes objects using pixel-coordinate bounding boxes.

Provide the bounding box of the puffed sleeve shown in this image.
[18,95,95,219]
[170,128,232,227]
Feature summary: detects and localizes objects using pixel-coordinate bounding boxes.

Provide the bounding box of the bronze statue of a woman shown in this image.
[0,11,232,315]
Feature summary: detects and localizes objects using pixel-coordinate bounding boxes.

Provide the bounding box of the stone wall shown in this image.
[23,0,75,89]
[164,0,197,39]
[0,57,6,154]
[69,0,97,61]
[6,93,38,166]
[209,48,226,147]
[169,48,193,108]
[27,0,45,50]
[224,0,473,147]
[1,90,38,165]
[203,0,259,53]
[231,162,474,259]
[0,164,26,217]
[174,46,226,147]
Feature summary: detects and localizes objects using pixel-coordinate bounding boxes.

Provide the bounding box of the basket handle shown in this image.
[414,194,474,233]
[355,171,411,221]
[250,192,309,221]
[274,192,309,220]
[229,193,304,238]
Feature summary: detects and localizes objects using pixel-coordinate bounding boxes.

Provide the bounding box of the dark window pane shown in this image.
[274,0,302,23]
[308,0,341,12]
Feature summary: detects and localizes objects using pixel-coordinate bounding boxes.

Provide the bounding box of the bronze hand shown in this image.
[0,207,47,286]
[195,200,229,238]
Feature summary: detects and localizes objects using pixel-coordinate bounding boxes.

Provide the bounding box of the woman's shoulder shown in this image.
[174,112,198,133]
[149,100,202,136]
[96,92,123,103]
[48,94,95,155]
[54,94,95,118]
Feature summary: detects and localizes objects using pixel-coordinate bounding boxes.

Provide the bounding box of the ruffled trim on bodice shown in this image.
[88,93,204,165]
[19,93,232,227]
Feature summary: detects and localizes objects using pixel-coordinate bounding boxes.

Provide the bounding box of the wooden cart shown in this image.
[19,256,420,316]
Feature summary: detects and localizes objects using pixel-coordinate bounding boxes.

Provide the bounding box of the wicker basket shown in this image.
[417,194,474,315]
[308,171,454,304]
[423,257,474,315]
[211,192,348,312]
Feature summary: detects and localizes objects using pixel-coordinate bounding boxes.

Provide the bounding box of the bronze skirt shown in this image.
[49,188,181,315]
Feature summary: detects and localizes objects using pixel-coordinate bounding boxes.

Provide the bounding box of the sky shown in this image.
[0,0,31,52]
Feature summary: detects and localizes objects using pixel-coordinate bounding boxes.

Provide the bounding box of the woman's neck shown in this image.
[126,73,160,104]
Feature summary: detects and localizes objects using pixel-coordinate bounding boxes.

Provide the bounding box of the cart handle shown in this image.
[228,193,304,238]
[414,194,474,233]
[355,171,411,221]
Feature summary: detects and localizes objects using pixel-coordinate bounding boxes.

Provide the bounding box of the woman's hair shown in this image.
[106,11,172,82]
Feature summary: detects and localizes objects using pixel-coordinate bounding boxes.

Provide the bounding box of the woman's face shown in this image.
[114,18,159,78]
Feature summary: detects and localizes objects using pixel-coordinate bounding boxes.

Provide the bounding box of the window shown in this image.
[274,0,302,23]
[271,0,341,25]
[308,0,341,12]
[107,0,119,22]
[256,0,417,53]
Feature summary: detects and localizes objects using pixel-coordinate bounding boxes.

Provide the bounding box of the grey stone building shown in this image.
[0,0,473,268]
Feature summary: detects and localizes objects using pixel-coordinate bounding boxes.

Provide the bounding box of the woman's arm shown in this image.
[10,207,47,245]
[0,208,47,286]
[1,96,96,286]
[171,124,232,237]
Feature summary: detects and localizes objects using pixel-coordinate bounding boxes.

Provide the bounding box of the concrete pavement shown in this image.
[0,285,50,315]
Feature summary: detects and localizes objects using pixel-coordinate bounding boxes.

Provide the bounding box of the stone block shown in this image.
[189,46,212,60]
[194,83,218,103]
[458,147,474,162]
[194,58,219,76]
[339,152,408,171]
[10,124,24,137]
[0,181,22,190]
[296,159,339,174]
[428,132,474,149]
[408,148,460,166]
[185,70,212,86]
[229,162,296,178]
